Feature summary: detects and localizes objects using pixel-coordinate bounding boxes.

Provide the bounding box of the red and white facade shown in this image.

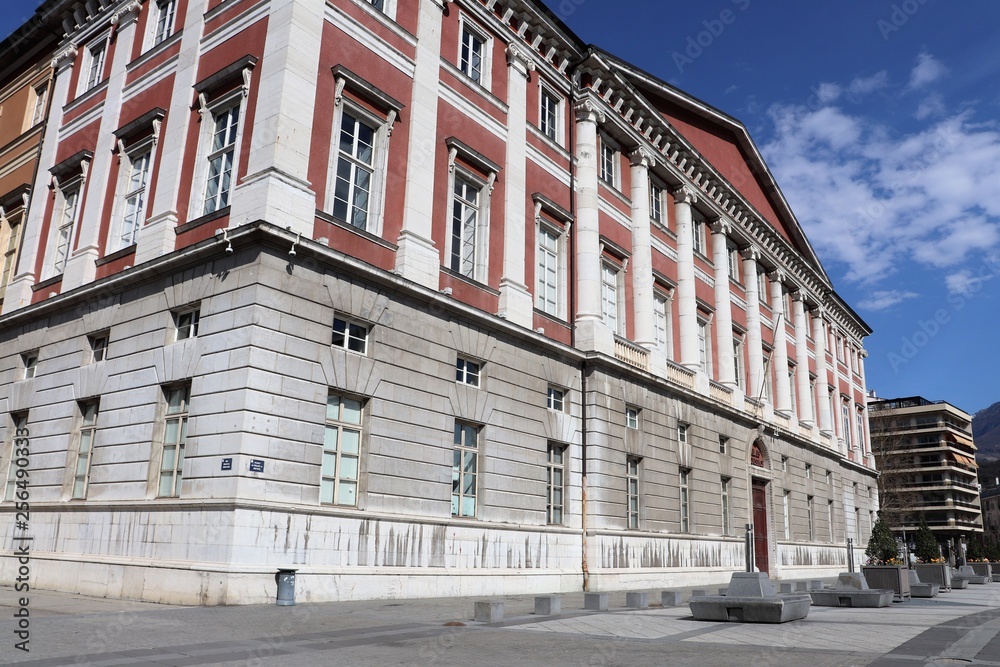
[0,0,877,604]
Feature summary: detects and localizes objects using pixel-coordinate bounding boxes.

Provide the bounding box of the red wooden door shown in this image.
[752,481,769,574]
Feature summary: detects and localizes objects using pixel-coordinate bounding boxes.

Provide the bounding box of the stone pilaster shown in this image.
[812,309,833,436]
[497,46,534,328]
[710,220,736,388]
[769,271,792,415]
[629,148,655,350]
[741,247,765,404]
[673,185,699,371]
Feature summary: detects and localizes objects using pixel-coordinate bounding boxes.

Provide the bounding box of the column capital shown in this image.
[810,305,826,319]
[709,219,732,236]
[50,44,78,71]
[767,269,786,284]
[671,184,698,205]
[110,0,142,28]
[574,98,605,124]
[739,245,760,262]
[628,147,655,168]
[790,289,807,303]
[505,45,536,78]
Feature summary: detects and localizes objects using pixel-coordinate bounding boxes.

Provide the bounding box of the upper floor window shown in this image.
[72,400,100,499]
[601,261,624,335]
[537,224,560,316]
[152,0,178,46]
[649,179,665,226]
[653,291,672,358]
[692,215,706,255]
[333,110,376,230]
[456,357,481,387]
[599,134,618,187]
[450,174,483,278]
[459,23,488,86]
[733,338,745,390]
[30,83,47,126]
[173,306,200,341]
[626,406,639,430]
[758,272,769,308]
[84,39,107,91]
[697,317,711,374]
[332,317,368,354]
[547,386,565,412]
[3,412,28,502]
[89,331,109,363]
[50,182,81,277]
[115,144,152,250]
[367,0,386,10]
[677,422,689,444]
[1,210,23,293]
[21,352,38,380]
[202,100,241,215]
[539,86,562,143]
[727,241,741,283]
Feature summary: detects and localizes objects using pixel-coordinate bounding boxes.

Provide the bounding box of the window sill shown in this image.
[315,210,398,251]
[176,207,231,235]
[64,80,109,115]
[96,244,136,267]
[31,274,62,292]
[127,30,182,72]
[440,267,500,296]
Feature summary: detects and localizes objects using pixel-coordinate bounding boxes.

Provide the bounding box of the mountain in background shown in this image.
[974,400,1000,461]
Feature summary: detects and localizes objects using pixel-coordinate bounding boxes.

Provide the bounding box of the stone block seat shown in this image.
[809,572,893,608]
[688,572,810,624]
[957,566,989,585]
[907,570,939,598]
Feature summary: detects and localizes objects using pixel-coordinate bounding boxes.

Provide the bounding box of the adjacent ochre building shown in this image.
[0,0,878,604]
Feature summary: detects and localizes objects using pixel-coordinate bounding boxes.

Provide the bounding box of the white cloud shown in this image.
[945,269,994,297]
[816,82,841,104]
[848,71,888,97]
[908,52,948,89]
[858,290,920,311]
[915,94,946,119]
[761,103,1000,287]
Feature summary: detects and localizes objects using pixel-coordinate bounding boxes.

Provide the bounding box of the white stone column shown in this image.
[792,292,814,426]
[136,0,209,265]
[710,220,736,388]
[63,6,142,291]
[2,45,78,314]
[769,271,792,415]
[812,309,833,435]
[629,148,655,350]
[673,185,699,371]
[394,0,446,289]
[229,0,323,237]
[572,99,611,354]
[741,248,765,402]
[497,46,534,328]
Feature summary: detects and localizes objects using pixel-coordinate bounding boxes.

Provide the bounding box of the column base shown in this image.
[574,317,615,356]
[229,168,316,238]
[136,212,179,266]
[394,230,440,290]
[61,244,100,291]
[1,274,36,314]
[498,279,533,329]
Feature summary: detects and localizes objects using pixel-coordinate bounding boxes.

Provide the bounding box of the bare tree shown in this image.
[868,403,923,535]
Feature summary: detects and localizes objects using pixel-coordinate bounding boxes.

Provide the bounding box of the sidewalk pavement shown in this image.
[0,577,998,666]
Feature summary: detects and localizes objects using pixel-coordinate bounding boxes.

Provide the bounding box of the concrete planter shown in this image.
[914,563,951,590]
[969,562,993,579]
[861,566,911,601]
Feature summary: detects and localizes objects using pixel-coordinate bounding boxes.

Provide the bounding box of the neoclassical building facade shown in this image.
[0,0,877,604]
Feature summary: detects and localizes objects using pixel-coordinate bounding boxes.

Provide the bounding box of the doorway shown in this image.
[752,479,769,574]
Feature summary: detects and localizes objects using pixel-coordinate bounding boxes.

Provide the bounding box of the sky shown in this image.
[2,1,998,414]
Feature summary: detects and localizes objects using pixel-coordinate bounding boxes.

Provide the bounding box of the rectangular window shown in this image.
[653,292,671,357]
[783,490,790,539]
[719,436,728,454]
[842,403,852,448]
[117,146,152,249]
[52,185,80,276]
[721,477,731,536]
[333,110,376,229]
[697,319,711,374]
[601,262,622,334]
[22,352,37,379]
[153,0,177,46]
[692,217,705,255]
[727,241,741,283]
[627,456,640,529]
[537,225,560,316]
[626,406,639,430]
[367,0,385,10]
[332,317,368,354]
[86,41,106,90]
[450,174,482,278]
[733,338,744,389]
[459,25,486,84]
[826,470,833,485]
[805,463,812,479]
[89,332,109,363]
[599,136,617,187]
[452,421,478,517]
[1,213,22,292]
[680,468,690,532]
[202,100,241,215]
[856,411,866,452]
[758,272,769,308]
[322,393,362,506]
[455,357,480,387]
[828,500,835,542]
[678,422,688,444]
[158,385,189,498]
[855,507,861,542]
[547,443,565,525]
[174,307,200,341]
[539,87,560,142]
[4,412,27,502]
[649,180,664,225]
[547,386,565,412]
[72,401,99,499]
[31,83,47,126]
[780,455,788,472]
[807,495,815,541]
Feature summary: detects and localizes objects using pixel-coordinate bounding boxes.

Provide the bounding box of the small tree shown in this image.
[866,512,900,565]
[913,516,939,563]
[967,536,985,562]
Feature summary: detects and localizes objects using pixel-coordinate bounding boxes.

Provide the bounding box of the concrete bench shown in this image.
[474,600,504,623]
[534,595,561,616]
[690,594,811,623]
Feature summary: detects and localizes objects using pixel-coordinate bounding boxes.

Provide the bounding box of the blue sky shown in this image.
[2,1,998,414]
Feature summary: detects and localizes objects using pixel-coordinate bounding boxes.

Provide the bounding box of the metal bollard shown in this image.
[276,569,297,606]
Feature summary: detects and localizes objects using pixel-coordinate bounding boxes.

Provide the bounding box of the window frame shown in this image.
[828,499,835,543]
[678,422,689,444]
[46,177,82,279]
[113,139,154,251]
[82,36,108,93]
[455,357,481,387]
[807,495,815,541]
[0,208,23,293]
[157,384,190,498]
[71,400,100,500]
[727,240,741,283]
[653,289,673,358]
[452,421,479,518]
[449,170,488,281]
[173,305,200,341]
[547,386,565,412]
[332,316,369,355]
[649,178,666,228]
[697,315,712,375]
[719,436,728,455]
[692,214,706,256]
[679,467,691,533]
[626,456,640,529]
[3,412,28,502]
[200,96,242,216]
[21,351,38,380]
[546,442,566,525]
[89,331,110,363]
[329,102,387,234]
[599,133,619,188]
[626,406,639,430]
[535,220,565,318]
[30,82,47,127]
[782,490,791,539]
[538,83,563,145]
[733,336,745,390]
[721,476,731,536]
[321,392,363,507]
[457,17,491,89]
[601,260,625,335]
[150,0,178,48]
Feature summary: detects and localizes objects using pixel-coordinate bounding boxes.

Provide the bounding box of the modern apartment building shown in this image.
[0,0,877,604]
[869,396,983,546]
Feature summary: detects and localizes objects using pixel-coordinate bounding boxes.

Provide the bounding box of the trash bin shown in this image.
[276,569,296,606]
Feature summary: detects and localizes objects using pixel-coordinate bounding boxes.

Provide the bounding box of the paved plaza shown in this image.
[1,580,999,666]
